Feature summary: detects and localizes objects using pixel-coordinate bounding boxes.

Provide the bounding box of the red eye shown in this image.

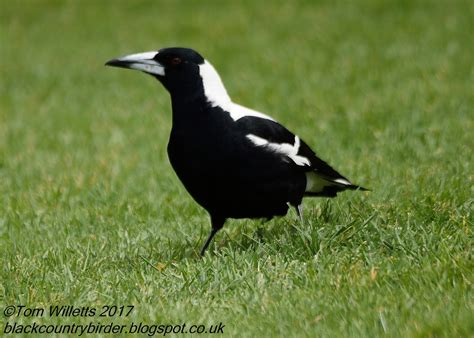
[171,57,182,65]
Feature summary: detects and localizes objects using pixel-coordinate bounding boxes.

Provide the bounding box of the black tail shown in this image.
[347,184,370,191]
[305,183,370,198]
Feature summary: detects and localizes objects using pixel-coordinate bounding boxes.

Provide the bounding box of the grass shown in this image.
[1,0,472,336]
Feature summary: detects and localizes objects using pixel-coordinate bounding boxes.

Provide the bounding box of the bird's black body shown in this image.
[168,105,305,220]
[106,47,367,255]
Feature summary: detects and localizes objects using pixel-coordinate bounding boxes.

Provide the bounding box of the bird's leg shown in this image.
[200,229,219,256]
[295,204,304,223]
[200,215,225,256]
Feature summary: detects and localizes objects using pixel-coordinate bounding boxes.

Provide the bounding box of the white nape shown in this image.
[199,61,274,122]
[246,134,310,167]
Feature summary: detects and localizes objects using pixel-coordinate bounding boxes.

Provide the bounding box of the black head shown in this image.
[106,47,206,95]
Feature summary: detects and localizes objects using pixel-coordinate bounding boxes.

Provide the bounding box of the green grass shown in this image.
[1,0,472,337]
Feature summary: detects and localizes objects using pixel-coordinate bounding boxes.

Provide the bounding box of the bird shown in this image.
[105,47,367,256]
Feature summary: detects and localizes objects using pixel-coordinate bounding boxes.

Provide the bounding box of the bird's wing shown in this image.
[234,114,366,195]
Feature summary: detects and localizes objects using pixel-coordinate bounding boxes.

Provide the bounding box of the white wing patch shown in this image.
[246,134,268,146]
[199,61,274,122]
[246,134,311,166]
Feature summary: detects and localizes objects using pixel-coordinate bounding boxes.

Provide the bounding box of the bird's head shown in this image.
[106,47,227,103]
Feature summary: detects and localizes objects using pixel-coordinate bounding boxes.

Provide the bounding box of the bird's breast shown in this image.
[167,124,225,181]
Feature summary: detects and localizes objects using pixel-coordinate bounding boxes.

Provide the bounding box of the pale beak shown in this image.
[105,51,165,76]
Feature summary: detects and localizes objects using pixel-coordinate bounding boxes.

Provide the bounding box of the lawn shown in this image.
[0,0,472,337]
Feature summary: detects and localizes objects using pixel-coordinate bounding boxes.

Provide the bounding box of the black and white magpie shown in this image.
[106,47,367,255]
